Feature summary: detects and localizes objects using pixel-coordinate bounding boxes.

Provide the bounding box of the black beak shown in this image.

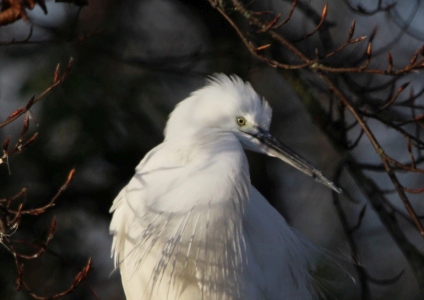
[248,128,342,193]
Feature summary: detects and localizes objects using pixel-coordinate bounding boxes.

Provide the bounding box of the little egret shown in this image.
[110,74,341,300]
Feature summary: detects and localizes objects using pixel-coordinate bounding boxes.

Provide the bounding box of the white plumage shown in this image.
[110,74,340,299]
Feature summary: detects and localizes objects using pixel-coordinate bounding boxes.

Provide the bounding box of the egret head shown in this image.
[165,74,272,140]
[165,74,341,193]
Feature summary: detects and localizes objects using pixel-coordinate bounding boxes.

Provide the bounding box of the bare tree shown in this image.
[0,1,96,298]
[207,0,424,298]
[0,59,97,299]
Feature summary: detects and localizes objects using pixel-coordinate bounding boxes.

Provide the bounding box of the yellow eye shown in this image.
[236,117,246,126]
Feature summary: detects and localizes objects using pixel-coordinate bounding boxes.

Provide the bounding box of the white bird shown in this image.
[110,74,341,300]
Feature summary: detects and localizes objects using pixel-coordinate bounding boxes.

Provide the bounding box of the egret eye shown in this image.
[236,117,247,126]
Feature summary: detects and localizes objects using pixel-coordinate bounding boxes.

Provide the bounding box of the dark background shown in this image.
[1,0,424,299]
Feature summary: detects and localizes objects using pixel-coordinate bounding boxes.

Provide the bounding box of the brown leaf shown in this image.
[0,3,21,26]
[0,0,48,26]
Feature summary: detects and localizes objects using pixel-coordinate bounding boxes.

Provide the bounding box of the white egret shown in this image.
[110,74,341,300]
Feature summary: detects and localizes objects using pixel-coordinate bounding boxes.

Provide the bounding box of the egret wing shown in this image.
[242,187,317,300]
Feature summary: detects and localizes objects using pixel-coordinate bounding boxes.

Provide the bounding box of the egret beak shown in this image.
[247,128,342,193]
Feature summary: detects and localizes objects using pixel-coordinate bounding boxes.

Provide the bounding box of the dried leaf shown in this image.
[0,3,21,26]
[0,0,47,26]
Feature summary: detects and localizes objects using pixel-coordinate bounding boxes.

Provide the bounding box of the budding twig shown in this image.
[294,4,328,42]
[0,57,74,129]
[273,0,298,29]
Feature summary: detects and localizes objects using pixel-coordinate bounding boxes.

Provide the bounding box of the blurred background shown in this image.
[1,0,424,299]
